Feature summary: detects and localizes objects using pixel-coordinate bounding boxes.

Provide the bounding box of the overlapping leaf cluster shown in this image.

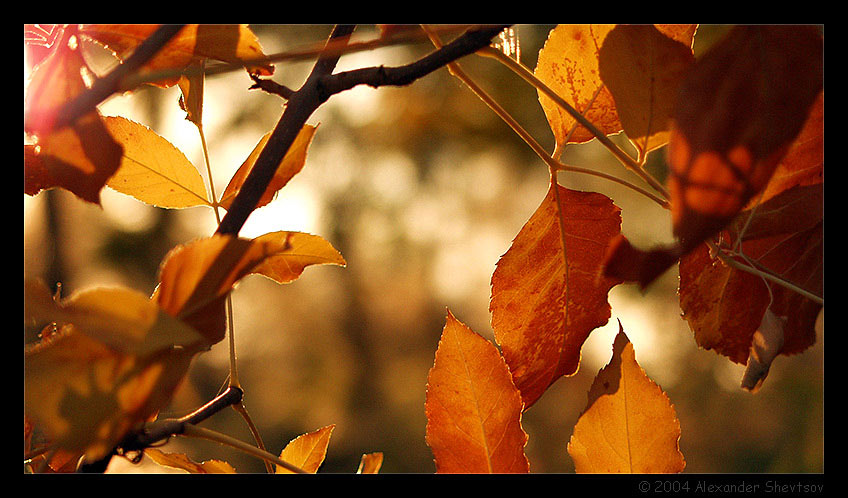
[424,24,822,473]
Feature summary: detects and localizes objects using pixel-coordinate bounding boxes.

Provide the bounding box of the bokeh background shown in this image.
[24,25,823,474]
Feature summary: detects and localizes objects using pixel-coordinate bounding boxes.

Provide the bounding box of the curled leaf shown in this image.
[741,309,786,393]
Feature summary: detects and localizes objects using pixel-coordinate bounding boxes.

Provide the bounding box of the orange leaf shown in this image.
[568,327,685,473]
[80,24,274,88]
[356,452,384,474]
[425,310,529,474]
[249,231,346,284]
[535,24,620,147]
[490,180,622,408]
[598,24,696,159]
[276,425,335,474]
[219,125,317,211]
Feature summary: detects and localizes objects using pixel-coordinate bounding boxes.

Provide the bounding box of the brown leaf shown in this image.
[568,327,685,473]
[598,24,696,159]
[490,180,622,408]
[80,24,274,88]
[219,125,317,211]
[276,425,335,474]
[425,310,530,474]
[667,25,823,249]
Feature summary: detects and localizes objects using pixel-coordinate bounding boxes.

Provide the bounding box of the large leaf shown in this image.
[425,310,529,474]
[103,116,210,209]
[490,179,622,408]
[568,327,685,473]
[80,24,274,88]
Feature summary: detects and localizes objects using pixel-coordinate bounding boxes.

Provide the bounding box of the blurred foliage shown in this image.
[23,25,822,474]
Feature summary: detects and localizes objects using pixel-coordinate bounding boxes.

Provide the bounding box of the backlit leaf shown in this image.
[145,449,237,474]
[276,425,335,474]
[598,24,696,159]
[249,231,346,284]
[103,116,210,208]
[535,24,620,147]
[425,310,529,474]
[568,327,685,473]
[219,125,318,211]
[24,325,195,461]
[80,24,274,88]
[490,179,622,408]
[356,452,384,474]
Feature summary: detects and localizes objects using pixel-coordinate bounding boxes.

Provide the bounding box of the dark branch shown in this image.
[216,24,508,237]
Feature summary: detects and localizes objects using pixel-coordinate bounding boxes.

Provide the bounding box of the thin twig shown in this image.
[181,424,307,474]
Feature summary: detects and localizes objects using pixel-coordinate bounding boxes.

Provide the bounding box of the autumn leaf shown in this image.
[219,125,318,211]
[276,425,335,474]
[80,24,274,88]
[178,61,205,126]
[678,183,822,381]
[100,116,210,208]
[154,232,344,344]
[425,310,529,474]
[490,179,622,408]
[535,24,620,148]
[24,324,196,462]
[598,24,696,159]
[248,231,346,284]
[568,327,685,473]
[145,449,237,474]
[356,452,384,474]
[603,27,823,289]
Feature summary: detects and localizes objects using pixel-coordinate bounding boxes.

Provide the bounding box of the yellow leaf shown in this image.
[425,310,530,473]
[219,125,317,211]
[534,25,620,148]
[103,116,210,209]
[568,327,685,473]
[276,425,335,474]
[145,449,237,474]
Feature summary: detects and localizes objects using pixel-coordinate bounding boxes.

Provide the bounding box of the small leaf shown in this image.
[145,449,237,474]
[425,310,529,474]
[249,231,346,284]
[276,425,335,474]
[219,125,318,211]
[178,61,204,126]
[103,116,210,208]
[490,180,622,408]
[741,309,786,393]
[535,24,620,147]
[356,452,384,474]
[568,327,685,473]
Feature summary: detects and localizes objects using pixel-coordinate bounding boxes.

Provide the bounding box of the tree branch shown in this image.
[216,24,508,237]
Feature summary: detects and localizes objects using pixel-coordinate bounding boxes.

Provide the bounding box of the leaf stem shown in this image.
[477,45,670,200]
[422,27,668,209]
[180,424,307,474]
[232,401,274,473]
